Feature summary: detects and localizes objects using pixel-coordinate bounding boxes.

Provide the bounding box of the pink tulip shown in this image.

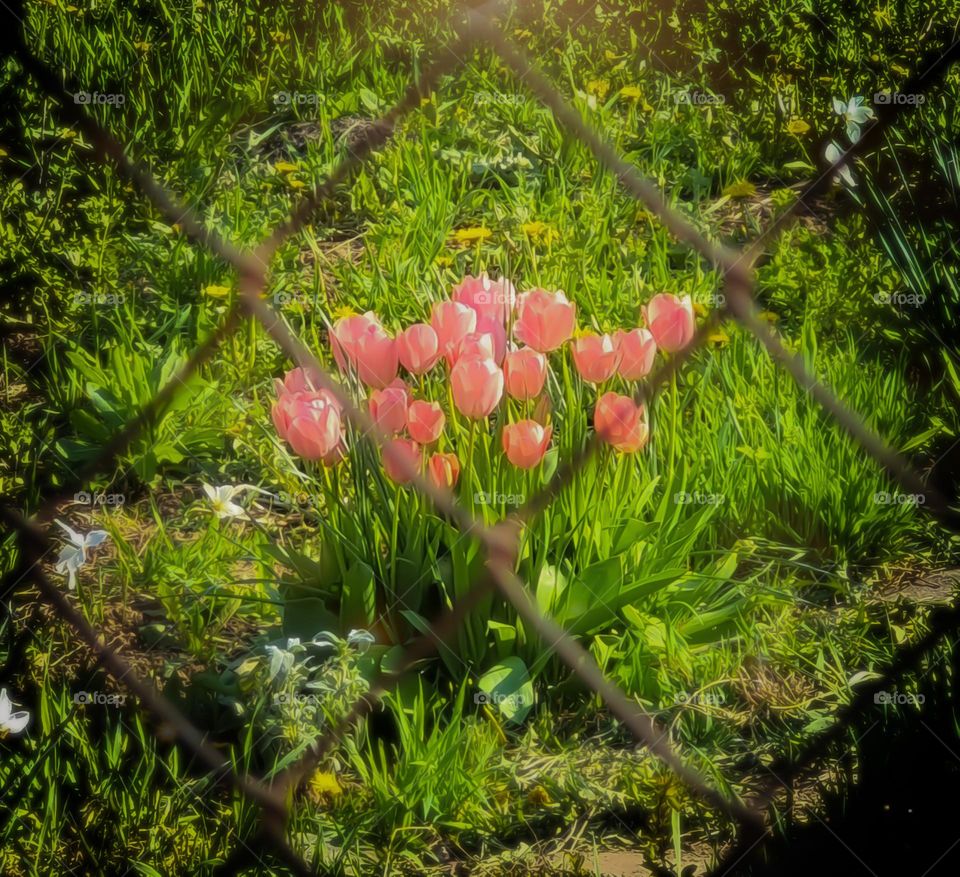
[503,348,547,400]
[427,452,460,489]
[571,333,619,384]
[397,323,440,375]
[594,392,648,453]
[476,315,507,363]
[431,301,476,362]
[615,328,657,380]
[382,438,421,485]
[331,312,398,388]
[273,391,344,462]
[406,400,446,444]
[513,288,577,352]
[452,273,516,325]
[450,356,504,419]
[502,420,552,469]
[642,293,695,353]
[278,365,326,395]
[448,331,495,367]
[368,381,410,435]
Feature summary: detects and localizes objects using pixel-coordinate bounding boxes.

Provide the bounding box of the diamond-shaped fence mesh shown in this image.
[3,2,960,873]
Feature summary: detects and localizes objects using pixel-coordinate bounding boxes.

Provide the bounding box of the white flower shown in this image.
[54,520,109,590]
[825,140,857,187]
[832,95,874,142]
[202,483,251,519]
[0,688,30,737]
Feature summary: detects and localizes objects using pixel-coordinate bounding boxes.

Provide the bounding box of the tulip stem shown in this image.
[668,369,678,478]
[466,419,478,515]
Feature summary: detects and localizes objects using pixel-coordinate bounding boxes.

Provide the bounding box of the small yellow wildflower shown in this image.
[331,305,357,321]
[722,180,757,199]
[133,41,151,53]
[274,160,299,174]
[619,85,643,100]
[586,79,610,100]
[707,328,730,346]
[306,771,343,806]
[286,178,306,190]
[786,119,810,135]
[450,226,493,246]
[757,310,780,323]
[202,284,231,298]
[521,221,558,245]
[434,254,454,268]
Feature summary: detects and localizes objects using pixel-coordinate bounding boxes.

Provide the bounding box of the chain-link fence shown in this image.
[3,1,960,873]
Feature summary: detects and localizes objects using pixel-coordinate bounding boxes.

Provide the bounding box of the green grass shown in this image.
[2,0,960,873]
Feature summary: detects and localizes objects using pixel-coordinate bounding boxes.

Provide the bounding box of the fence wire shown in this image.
[3,1,959,873]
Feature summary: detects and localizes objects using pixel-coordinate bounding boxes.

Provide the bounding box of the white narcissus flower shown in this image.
[54,520,109,590]
[202,483,254,519]
[825,141,857,187]
[832,95,875,142]
[0,688,30,737]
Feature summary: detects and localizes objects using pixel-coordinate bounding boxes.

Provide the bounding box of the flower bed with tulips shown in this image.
[268,274,701,706]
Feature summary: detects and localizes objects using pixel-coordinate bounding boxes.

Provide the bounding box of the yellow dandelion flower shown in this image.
[723,180,757,199]
[707,328,730,346]
[202,284,231,298]
[273,160,299,174]
[586,79,610,100]
[521,221,558,245]
[451,226,493,246]
[758,310,780,323]
[331,304,357,321]
[306,771,343,805]
[786,119,810,135]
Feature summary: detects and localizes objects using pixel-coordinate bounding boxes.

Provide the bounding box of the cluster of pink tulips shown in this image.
[271,274,696,489]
